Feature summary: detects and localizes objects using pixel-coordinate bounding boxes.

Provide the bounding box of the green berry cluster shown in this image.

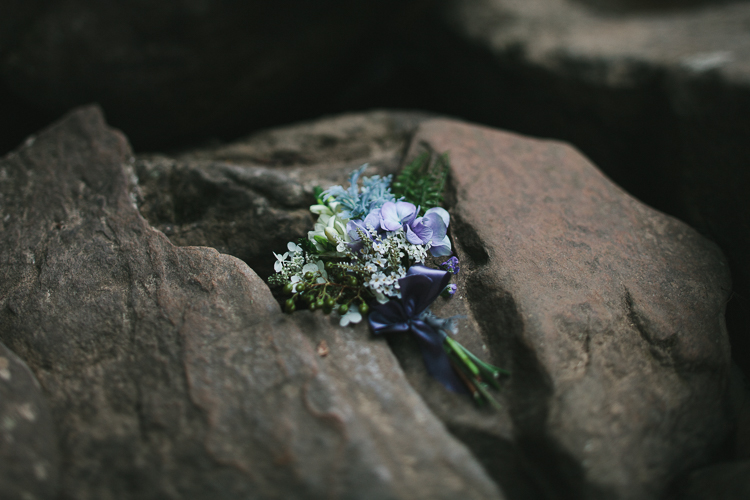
[281,261,372,316]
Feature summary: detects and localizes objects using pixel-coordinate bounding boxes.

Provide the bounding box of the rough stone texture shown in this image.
[0,0,417,152]
[400,119,732,499]
[0,341,59,500]
[132,110,734,499]
[0,106,503,500]
[135,111,433,280]
[423,0,750,377]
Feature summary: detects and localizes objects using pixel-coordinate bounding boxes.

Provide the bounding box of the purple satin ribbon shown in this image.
[368,265,467,393]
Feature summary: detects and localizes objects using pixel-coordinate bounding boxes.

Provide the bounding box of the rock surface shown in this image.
[134,111,433,280]
[0,341,59,500]
[135,110,732,499]
[406,119,732,499]
[426,0,750,376]
[0,106,735,499]
[0,106,502,500]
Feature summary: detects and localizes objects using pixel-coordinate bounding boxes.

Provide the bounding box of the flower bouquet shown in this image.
[268,154,508,407]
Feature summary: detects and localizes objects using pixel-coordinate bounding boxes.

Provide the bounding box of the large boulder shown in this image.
[0,106,735,498]
[0,106,501,500]
[419,0,750,376]
[408,119,732,499]
[135,110,732,499]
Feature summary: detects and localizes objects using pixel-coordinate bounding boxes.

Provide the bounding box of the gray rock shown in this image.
[135,110,433,280]
[0,341,59,500]
[429,0,750,378]
[403,119,732,499]
[0,106,502,500]
[133,109,734,499]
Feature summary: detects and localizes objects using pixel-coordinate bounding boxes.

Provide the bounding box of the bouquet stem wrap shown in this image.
[368,265,468,393]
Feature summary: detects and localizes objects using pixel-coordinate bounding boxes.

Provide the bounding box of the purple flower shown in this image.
[411,207,451,257]
[379,201,418,231]
[346,219,372,252]
[364,208,384,234]
[440,256,460,275]
[371,201,452,257]
[441,284,457,297]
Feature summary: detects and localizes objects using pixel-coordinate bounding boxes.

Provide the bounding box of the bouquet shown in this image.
[268,154,507,407]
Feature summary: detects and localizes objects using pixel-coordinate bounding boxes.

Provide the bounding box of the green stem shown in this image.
[444,336,479,378]
[473,380,504,411]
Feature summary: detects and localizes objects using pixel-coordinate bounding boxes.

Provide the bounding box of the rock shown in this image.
[0,0,417,152]
[130,109,733,499]
[414,0,750,375]
[0,106,502,499]
[135,110,433,279]
[0,341,59,500]
[678,460,750,500]
[401,119,732,499]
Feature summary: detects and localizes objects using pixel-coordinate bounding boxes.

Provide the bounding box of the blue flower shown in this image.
[379,201,418,231]
[321,164,396,220]
[440,256,460,275]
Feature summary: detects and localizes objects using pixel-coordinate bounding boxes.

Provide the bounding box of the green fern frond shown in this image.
[392,150,450,215]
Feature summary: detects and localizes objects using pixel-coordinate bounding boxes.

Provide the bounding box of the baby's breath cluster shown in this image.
[337,226,429,301]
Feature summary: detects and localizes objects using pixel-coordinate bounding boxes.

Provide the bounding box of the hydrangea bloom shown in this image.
[370,201,452,257]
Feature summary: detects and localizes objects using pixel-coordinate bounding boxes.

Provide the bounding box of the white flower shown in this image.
[339,309,362,327]
[273,251,289,272]
[287,242,302,253]
[290,275,301,292]
[315,260,328,281]
[369,272,387,289]
[365,262,377,273]
[302,263,319,274]
[372,256,388,268]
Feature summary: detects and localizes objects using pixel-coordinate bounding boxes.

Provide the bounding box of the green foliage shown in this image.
[297,237,318,255]
[391,151,450,215]
[313,185,325,204]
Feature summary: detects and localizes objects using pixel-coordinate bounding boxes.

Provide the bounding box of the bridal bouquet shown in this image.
[268,154,507,407]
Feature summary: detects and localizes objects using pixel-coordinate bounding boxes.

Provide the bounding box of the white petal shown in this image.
[425,207,450,226]
[310,204,332,215]
[302,263,319,274]
[324,227,340,243]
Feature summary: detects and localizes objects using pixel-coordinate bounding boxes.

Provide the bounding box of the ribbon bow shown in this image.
[368,265,467,393]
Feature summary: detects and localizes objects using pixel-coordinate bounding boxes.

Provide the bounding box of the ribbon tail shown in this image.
[411,321,468,394]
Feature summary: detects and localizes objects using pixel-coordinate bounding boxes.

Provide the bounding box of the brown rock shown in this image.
[0,341,59,500]
[429,0,750,377]
[399,119,732,499]
[135,111,433,279]
[129,110,734,499]
[0,107,502,499]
